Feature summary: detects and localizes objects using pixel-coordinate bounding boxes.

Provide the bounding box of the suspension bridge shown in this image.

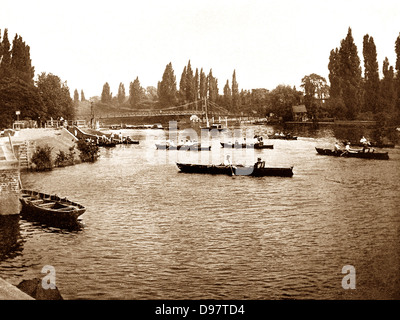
[97,99,233,120]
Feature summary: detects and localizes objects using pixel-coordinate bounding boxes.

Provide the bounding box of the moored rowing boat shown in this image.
[19,189,86,225]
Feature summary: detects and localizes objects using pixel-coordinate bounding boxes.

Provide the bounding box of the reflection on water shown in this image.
[0,215,23,261]
[0,124,399,300]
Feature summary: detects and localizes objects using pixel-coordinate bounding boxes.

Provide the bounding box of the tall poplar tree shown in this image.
[362,34,380,114]
[179,66,187,103]
[223,80,232,109]
[379,57,396,117]
[0,29,12,78]
[395,33,400,119]
[338,27,362,119]
[194,68,199,110]
[101,82,112,103]
[158,62,177,107]
[81,90,86,101]
[207,69,218,103]
[186,60,194,102]
[199,68,207,101]
[74,89,79,102]
[129,77,143,107]
[231,70,239,112]
[117,82,126,104]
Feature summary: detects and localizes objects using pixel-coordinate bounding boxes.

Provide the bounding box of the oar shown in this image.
[230,164,235,176]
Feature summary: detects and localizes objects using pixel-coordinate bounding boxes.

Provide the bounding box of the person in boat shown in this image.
[224,155,232,166]
[360,136,371,152]
[255,157,265,169]
[334,141,341,152]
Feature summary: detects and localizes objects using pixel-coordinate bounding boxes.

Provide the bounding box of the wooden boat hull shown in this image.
[122,140,139,144]
[156,144,211,151]
[220,142,273,149]
[19,189,86,225]
[268,135,297,140]
[176,163,293,177]
[315,147,389,160]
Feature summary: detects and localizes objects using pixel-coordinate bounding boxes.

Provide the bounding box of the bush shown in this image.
[31,145,53,171]
[77,139,99,162]
[55,146,76,167]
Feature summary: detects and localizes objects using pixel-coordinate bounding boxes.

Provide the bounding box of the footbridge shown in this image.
[97,99,233,119]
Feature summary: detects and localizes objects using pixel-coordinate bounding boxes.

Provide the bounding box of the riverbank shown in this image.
[0,277,34,300]
[9,127,80,169]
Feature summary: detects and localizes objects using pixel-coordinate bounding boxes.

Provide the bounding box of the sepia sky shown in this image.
[2,0,400,98]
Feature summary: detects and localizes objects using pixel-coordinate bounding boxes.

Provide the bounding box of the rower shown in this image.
[224,155,232,166]
[255,157,265,169]
[360,136,371,152]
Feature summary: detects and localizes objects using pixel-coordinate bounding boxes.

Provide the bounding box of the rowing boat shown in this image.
[315,147,389,160]
[156,143,211,151]
[220,142,273,149]
[176,162,293,177]
[19,189,86,224]
[267,134,297,140]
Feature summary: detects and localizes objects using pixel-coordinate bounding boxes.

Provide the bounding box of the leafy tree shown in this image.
[36,72,74,120]
[129,77,143,107]
[101,82,112,103]
[158,62,177,107]
[145,86,158,101]
[117,82,126,104]
[81,90,86,101]
[251,88,269,115]
[269,85,301,121]
[362,34,380,114]
[0,76,45,129]
[300,73,329,118]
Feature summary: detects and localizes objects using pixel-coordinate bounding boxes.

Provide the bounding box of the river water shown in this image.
[1,124,399,300]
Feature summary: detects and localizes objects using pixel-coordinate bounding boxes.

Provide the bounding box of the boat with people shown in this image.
[156,140,211,151]
[200,123,227,132]
[19,189,86,225]
[176,158,293,177]
[267,132,297,140]
[341,140,395,149]
[220,141,273,149]
[220,135,273,149]
[315,147,389,160]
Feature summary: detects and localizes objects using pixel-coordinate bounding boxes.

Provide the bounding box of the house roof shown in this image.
[292,105,307,113]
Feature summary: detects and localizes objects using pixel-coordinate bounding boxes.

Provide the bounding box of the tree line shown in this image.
[2,26,400,129]
[326,27,400,124]
[0,28,74,129]
[98,28,400,124]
